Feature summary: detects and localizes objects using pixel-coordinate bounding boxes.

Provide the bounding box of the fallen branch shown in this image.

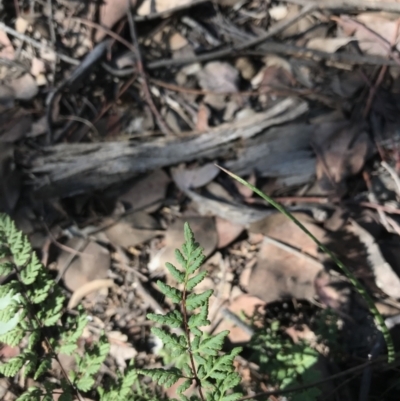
[29,98,307,198]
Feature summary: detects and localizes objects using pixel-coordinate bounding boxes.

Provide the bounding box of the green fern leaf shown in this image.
[174,249,187,268]
[0,260,13,276]
[165,262,185,283]
[188,303,209,331]
[186,271,207,291]
[147,310,183,328]
[0,355,24,376]
[196,331,229,356]
[20,253,41,285]
[28,328,41,350]
[157,280,181,303]
[177,378,192,394]
[34,356,52,380]
[151,327,187,351]
[186,290,213,311]
[76,376,95,392]
[138,367,182,388]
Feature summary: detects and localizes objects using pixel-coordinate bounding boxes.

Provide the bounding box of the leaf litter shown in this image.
[3,0,400,399]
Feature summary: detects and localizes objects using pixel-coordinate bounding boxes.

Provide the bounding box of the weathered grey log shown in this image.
[29,98,310,198]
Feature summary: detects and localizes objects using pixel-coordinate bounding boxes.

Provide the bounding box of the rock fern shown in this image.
[139,223,243,401]
[0,215,244,400]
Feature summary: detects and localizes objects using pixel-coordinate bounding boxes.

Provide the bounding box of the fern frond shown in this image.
[138,367,182,388]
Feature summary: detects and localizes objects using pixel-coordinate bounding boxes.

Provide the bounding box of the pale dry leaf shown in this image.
[307,37,354,53]
[197,61,239,92]
[269,5,289,21]
[169,32,188,50]
[30,57,46,77]
[58,238,110,292]
[119,169,170,212]
[0,30,14,60]
[338,13,400,57]
[68,279,114,309]
[138,0,195,16]
[109,343,137,369]
[95,0,136,42]
[214,295,265,343]
[103,212,161,248]
[248,213,325,303]
[280,4,315,38]
[215,216,244,249]
[15,17,29,34]
[195,103,210,131]
[10,74,38,100]
[312,121,372,191]
[235,57,256,80]
[171,163,219,189]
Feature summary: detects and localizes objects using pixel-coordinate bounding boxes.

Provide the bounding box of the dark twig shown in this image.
[147,40,400,71]
[126,3,173,136]
[285,0,400,13]
[146,4,316,69]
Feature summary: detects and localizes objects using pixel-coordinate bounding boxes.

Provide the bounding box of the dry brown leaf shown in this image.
[103,212,161,248]
[119,169,170,213]
[197,61,239,93]
[314,271,350,311]
[215,295,265,343]
[247,213,325,303]
[68,279,115,309]
[337,13,399,57]
[171,163,219,189]
[215,216,244,249]
[58,238,110,292]
[279,4,315,38]
[312,121,372,192]
[10,74,38,100]
[195,103,210,131]
[169,32,188,51]
[95,0,136,42]
[0,30,14,60]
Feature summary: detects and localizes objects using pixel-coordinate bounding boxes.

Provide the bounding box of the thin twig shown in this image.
[0,22,79,65]
[146,4,315,69]
[148,40,400,70]
[126,4,173,136]
[285,0,400,13]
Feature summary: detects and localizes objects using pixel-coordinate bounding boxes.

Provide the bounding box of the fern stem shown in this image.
[182,268,206,401]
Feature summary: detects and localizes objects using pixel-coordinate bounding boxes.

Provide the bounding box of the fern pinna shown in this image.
[139,222,243,401]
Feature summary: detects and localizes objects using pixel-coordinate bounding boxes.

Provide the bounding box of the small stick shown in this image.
[126,4,173,136]
[0,22,79,65]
